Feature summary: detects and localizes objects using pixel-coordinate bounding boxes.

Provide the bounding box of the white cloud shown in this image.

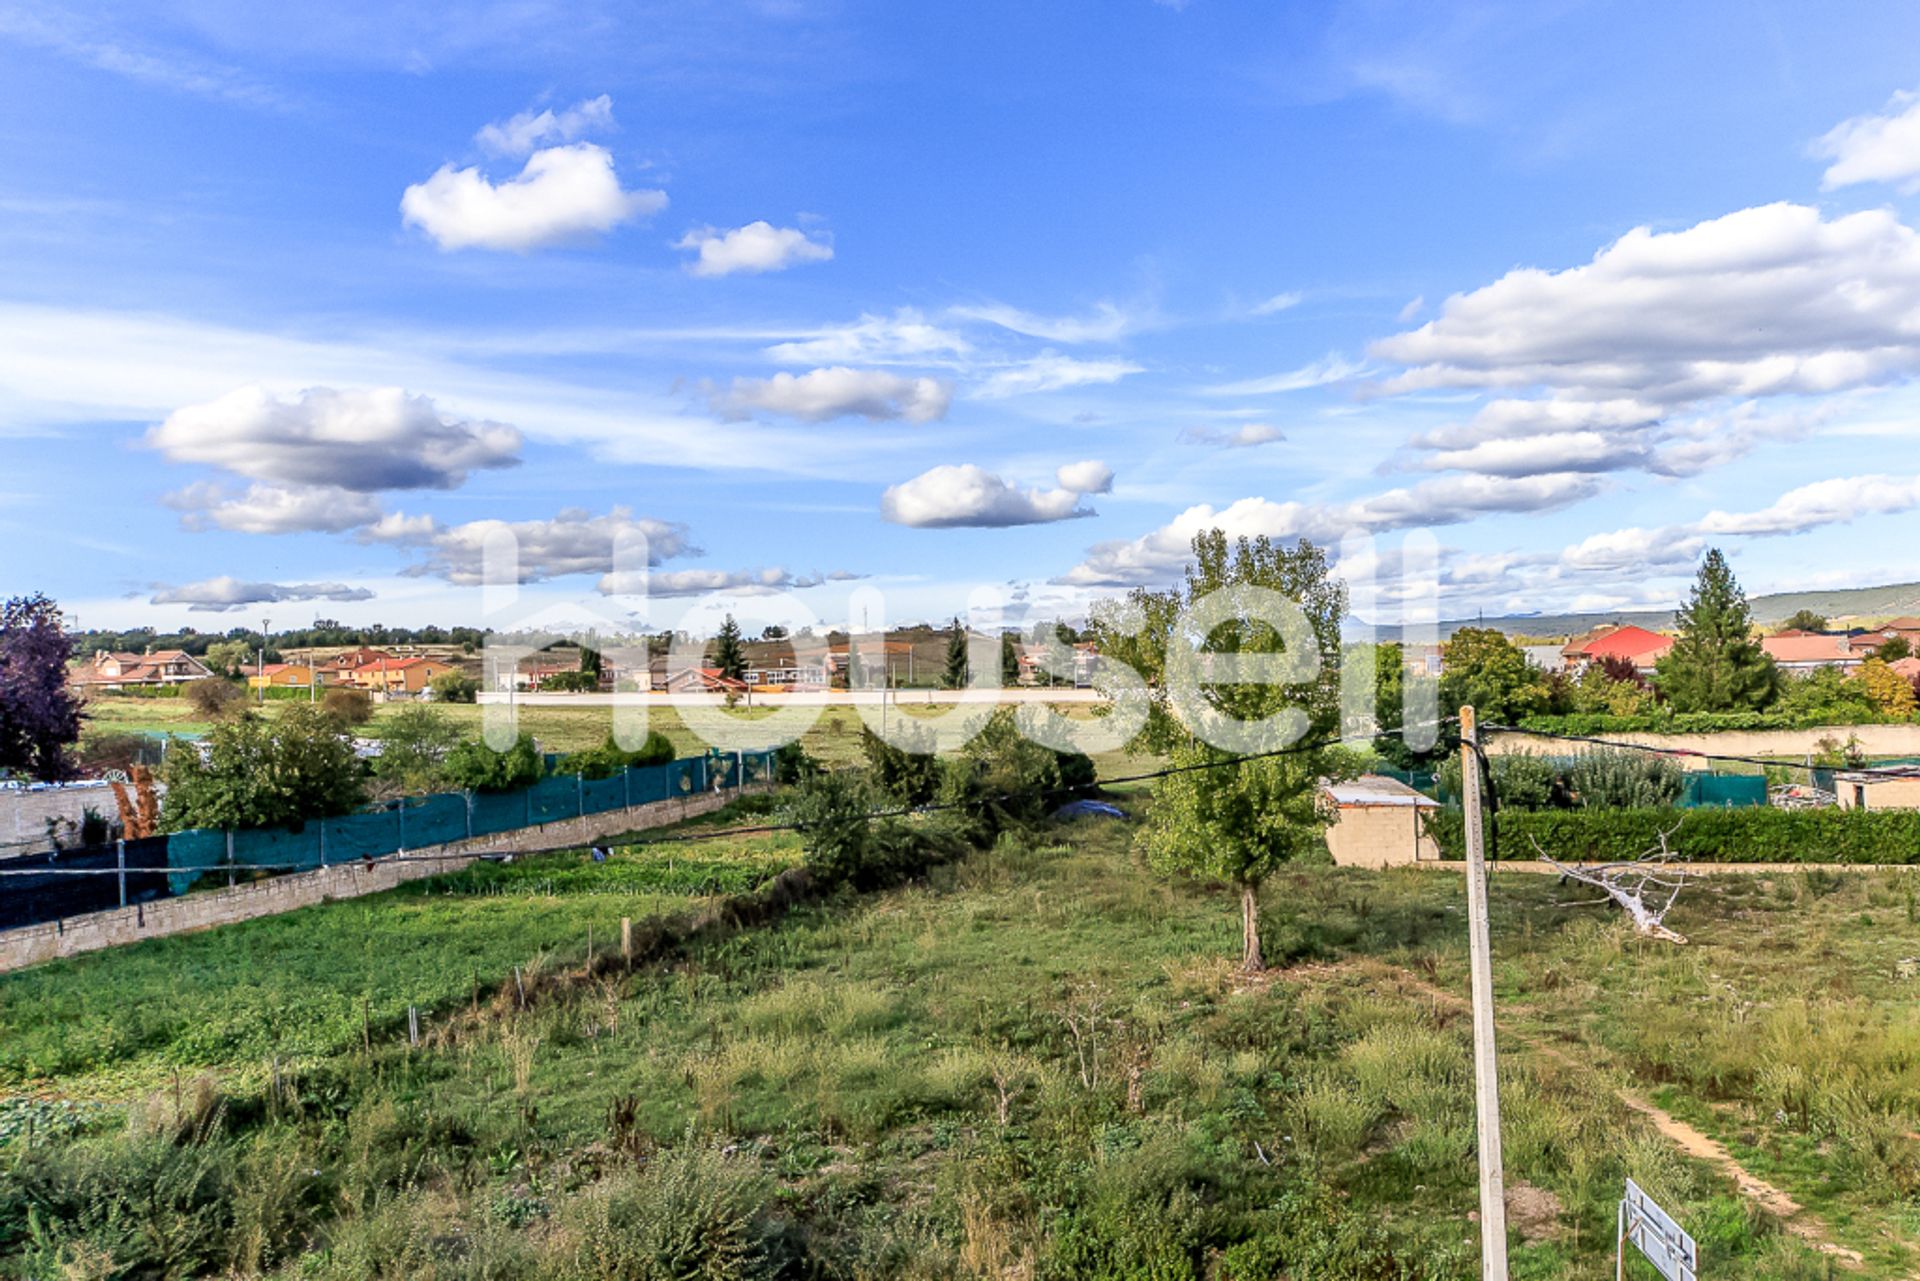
[150,576,375,613]
[712,367,951,423]
[1203,354,1367,396]
[1415,431,1648,476]
[394,507,696,585]
[166,482,385,535]
[675,221,833,277]
[476,94,615,157]
[1181,422,1285,448]
[1055,460,1115,494]
[600,567,864,597]
[1058,473,1596,586]
[1696,473,1920,537]
[975,353,1143,398]
[401,143,666,252]
[765,309,971,366]
[1556,527,1703,574]
[1814,89,1920,193]
[1396,295,1425,322]
[149,385,522,491]
[950,300,1145,343]
[881,464,1108,528]
[1252,291,1304,317]
[1373,203,1920,407]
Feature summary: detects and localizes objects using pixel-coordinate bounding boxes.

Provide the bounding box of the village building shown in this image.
[1559,625,1673,675]
[70,649,214,691]
[1322,775,1442,867]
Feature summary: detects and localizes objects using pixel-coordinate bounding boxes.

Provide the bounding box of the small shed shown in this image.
[1833,764,1920,812]
[1323,775,1442,868]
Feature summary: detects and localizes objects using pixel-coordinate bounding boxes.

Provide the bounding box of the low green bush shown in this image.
[560,732,677,779]
[1518,707,1914,735]
[1426,806,1920,864]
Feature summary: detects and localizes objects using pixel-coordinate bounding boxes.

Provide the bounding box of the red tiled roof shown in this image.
[1889,657,1920,681]
[1568,625,1671,662]
[1762,634,1856,663]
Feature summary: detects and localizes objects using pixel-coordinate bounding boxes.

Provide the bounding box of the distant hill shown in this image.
[1367,580,1920,643]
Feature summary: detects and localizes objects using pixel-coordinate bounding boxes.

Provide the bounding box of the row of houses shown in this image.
[1552,617,1920,677]
[69,646,465,698]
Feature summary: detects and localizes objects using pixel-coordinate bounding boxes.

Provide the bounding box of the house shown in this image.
[1890,656,1920,686]
[1015,640,1101,686]
[1833,764,1920,812]
[663,666,749,694]
[1322,775,1442,867]
[743,663,829,691]
[71,649,214,690]
[1560,625,1673,674]
[362,657,460,697]
[317,648,396,687]
[1520,644,1564,671]
[246,663,319,691]
[1761,633,1860,672]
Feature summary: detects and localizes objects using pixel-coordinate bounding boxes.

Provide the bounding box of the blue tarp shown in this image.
[1053,799,1127,820]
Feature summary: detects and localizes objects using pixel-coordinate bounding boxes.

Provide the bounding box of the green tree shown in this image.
[1364,641,1444,767]
[1877,635,1912,662]
[579,637,603,679]
[1655,549,1778,712]
[861,723,941,806]
[712,615,747,682]
[372,705,463,794]
[942,617,968,689]
[1000,632,1020,686]
[443,732,545,792]
[429,670,479,703]
[1438,627,1550,726]
[203,639,253,677]
[162,704,367,831]
[1133,529,1353,972]
[1780,608,1828,633]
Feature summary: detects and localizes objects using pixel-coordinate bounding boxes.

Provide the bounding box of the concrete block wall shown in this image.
[0,785,769,974]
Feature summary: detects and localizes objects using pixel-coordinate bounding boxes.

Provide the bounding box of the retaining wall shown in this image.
[0,785,768,974]
[1486,722,1920,765]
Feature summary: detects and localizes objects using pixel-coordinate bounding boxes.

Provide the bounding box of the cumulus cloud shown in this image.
[1696,473,1920,536]
[676,221,832,277]
[881,462,1112,528]
[1373,203,1920,407]
[1414,431,1649,476]
[401,143,666,252]
[1180,422,1285,448]
[600,567,866,597]
[1814,89,1920,193]
[1058,473,1596,586]
[974,353,1142,398]
[393,507,696,584]
[149,385,522,491]
[711,367,951,423]
[476,94,615,157]
[1556,527,1704,574]
[765,309,971,366]
[150,576,375,613]
[166,482,385,535]
[950,300,1145,343]
[1252,291,1304,316]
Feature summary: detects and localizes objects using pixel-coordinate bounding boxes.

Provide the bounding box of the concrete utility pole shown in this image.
[258,616,271,704]
[1459,704,1509,1280]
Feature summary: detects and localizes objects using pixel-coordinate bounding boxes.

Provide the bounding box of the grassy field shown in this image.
[3,787,1915,1279]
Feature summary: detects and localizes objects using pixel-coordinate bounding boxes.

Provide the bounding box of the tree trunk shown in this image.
[1240,881,1265,973]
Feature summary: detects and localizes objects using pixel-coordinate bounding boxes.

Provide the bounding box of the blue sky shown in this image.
[8,0,1920,634]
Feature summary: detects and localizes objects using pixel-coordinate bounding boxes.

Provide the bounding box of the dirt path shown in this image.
[1309,958,1874,1269]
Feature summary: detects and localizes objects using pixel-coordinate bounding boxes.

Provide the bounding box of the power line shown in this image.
[1483,723,1920,778]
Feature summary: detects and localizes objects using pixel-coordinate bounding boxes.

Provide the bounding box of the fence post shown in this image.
[465,791,474,840]
[1459,705,1510,1281]
[527,787,533,828]
[225,829,235,889]
[397,799,406,851]
[577,772,585,818]
[116,838,127,908]
[623,766,631,810]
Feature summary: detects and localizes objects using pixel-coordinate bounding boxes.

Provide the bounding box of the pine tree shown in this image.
[1000,632,1020,686]
[942,617,968,689]
[1655,549,1777,712]
[712,614,747,681]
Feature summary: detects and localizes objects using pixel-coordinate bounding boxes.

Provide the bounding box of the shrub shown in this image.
[1437,750,1559,809]
[561,732,677,780]
[540,670,599,693]
[1565,747,1683,808]
[442,732,544,792]
[161,705,367,831]
[1425,806,1920,864]
[1054,749,1098,794]
[773,741,817,785]
[370,705,462,793]
[558,1140,779,1281]
[861,724,940,807]
[322,687,374,726]
[184,677,246,720]
[935,708,1060,845]
[427,670,478,703]
[783,771,878,888]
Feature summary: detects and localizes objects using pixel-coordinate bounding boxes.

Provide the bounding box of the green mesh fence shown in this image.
[166,751,772,893]
[1678,773,1768,809]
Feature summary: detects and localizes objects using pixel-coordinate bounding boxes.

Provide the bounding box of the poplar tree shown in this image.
[1655,549,1777,711]
[711,615,747,682]
[942,617,968,689]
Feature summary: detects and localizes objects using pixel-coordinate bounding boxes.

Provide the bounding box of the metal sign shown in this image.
[1618,1179,1697,1281]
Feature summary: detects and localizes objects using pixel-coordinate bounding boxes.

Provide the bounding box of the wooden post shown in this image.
[621,916,633,960]
[1460,705,1509,1280]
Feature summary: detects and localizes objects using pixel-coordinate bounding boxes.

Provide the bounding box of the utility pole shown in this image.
[258,616,271,704]
[1459,704,1509,1280]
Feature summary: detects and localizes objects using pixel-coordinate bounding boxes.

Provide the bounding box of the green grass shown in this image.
[2,798,1912,1279]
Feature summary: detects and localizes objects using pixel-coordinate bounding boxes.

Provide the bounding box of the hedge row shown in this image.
[1515,710,1917,735]
[1424,806,1920,865]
